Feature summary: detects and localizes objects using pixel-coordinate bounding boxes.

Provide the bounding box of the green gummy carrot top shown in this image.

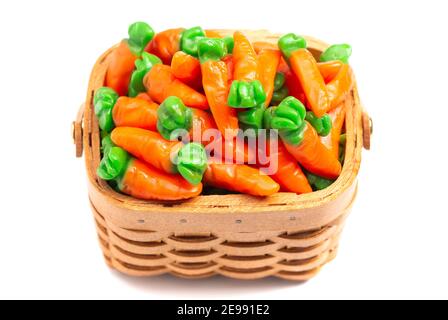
[128,52,162,97]
[157,96,193,140]
[181,26,206,57]
[238,104,266,134]
[320,44,352,64]
[228,80,266,109]
[197,38,227,63]
[127,22,155,56]
[278,33,307,59]
[305,111,332,137]
[94,87,119,133]
[176,143,208,185]
[97,147,130,181]
[270,96,307,146]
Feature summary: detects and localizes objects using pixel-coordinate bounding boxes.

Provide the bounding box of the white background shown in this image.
[0,0,447,300]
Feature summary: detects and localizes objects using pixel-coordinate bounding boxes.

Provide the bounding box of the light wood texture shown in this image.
[75,30,370,281]
[73,103,85,158]
[362,110,372,150]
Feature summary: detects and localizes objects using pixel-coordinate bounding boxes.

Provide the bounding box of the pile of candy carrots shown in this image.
[96,22,355,201]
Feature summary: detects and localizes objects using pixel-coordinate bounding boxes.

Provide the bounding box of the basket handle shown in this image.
[72,103,85,158]
[361,108,372,150]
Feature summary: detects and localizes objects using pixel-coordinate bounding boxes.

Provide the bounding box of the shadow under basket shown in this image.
[73,31,372,281]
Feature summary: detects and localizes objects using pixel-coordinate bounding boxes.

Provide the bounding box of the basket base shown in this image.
[91,187,355,281]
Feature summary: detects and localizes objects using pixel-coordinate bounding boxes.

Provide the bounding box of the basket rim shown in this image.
[83,31,363,218]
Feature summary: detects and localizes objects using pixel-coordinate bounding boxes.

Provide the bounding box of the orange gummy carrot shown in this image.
[111,127,182,174]
[171,51,202,90]
[284,122,341,179]
[121,158,202,200]
[253,41,279,53]
[317,61,344,83]
[204,161,280,196]
[233,31,258,81]
[289,49,330,117]
[145,28,185,65]
[189,108,217,144]
[106,22,155,95]
[321,105,346,158]
[277,58,307,104]
[326,64,355,110]
[136,92,153,102]
[206,136,250,164]
[201,59,239,135]
[112,96,159,131]
[105,40,137,96]
[144,64,209,110]
[262,141,312,194]
[204,30,226,38]
[257,49,281,105]
[222,55,234,86]
[189,108,249,163]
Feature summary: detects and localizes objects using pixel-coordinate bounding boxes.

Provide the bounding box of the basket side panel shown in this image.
[90,185,355,280]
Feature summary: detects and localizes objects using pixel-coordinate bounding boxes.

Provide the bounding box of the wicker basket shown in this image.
[73,30,372,281]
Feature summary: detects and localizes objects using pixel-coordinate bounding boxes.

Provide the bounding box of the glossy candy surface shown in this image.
[198,38,239,135]
[305,111,332,137]
[181,26,206,57]
[320,44,352,64]
[157,96,193,140]
[96,23,355,199]
[106,22,155,96]
[228,80,266,109]
[128,53,162,97]
[270,97,341,179]
[94,87,119,133]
